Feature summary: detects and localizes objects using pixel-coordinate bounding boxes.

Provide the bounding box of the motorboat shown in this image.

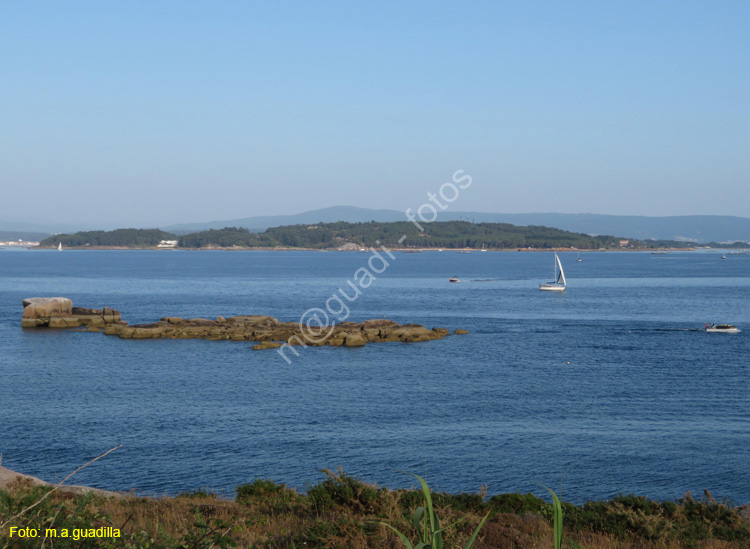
[705,324,740,333]
[449,276,460,283]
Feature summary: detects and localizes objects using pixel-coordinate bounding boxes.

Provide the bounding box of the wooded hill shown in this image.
[40,221,701,250]
[40,228,176,248]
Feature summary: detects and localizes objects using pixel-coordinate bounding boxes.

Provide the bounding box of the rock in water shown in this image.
[22,298,121,328]
[22,297,73,318]
[22,297,73,327]
[21,298,461,351]
[252,342,283,350]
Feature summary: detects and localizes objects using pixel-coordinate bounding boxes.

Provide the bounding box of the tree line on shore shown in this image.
[40,221,707,250]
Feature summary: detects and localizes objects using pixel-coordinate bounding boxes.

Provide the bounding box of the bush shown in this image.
[306,468,384,514]
[489,492,548,515]
[235,478,285,501]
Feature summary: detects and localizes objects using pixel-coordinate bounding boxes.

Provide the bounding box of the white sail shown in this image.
[556,253,566,286]
[58,242,62,251]
[540,252,567,291]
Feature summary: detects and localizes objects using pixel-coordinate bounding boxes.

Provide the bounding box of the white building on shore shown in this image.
[0,239,40,247]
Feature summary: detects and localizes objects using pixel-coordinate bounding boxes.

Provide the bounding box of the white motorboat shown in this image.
[705,324,740,333]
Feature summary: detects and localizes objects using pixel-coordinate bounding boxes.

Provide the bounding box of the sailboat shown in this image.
[57,242,63,251]
[539,252,566,292]
[576,251,582,262]
[481,243,487,252]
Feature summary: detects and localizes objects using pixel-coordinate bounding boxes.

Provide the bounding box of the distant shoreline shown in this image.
[30,245,699,252]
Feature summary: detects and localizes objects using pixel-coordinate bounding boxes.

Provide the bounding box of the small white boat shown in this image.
[721,254,727,259]
[58,242,63,251]
[576,251,582,262]
[481,244,488,252]
[449,276,460,283]
[705,324,740,333]
[540,252,566,292]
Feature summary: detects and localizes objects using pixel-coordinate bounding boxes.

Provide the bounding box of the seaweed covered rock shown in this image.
[22,298,459,350]
[107,315,452,349]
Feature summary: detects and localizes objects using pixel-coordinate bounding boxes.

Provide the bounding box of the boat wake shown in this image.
[622,327,704,333]
[650,328,703,332]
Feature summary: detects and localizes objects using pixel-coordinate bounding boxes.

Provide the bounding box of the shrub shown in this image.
[235,478,285,501]
[306,468,384,514]
[489,492,548,515]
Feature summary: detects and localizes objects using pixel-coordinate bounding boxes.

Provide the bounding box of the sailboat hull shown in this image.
[539,284,565,292]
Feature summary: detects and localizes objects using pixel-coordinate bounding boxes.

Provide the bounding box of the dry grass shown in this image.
[1,471,749,548]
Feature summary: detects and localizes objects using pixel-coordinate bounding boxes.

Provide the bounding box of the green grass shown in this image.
[377,473,491,549]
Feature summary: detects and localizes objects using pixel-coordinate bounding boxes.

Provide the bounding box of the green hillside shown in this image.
[39,221,704,250]
[40,229,177,248]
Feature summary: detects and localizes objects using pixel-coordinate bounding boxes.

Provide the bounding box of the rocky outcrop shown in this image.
[22,298,461,350]
[0,464,121,498]
[22,297,73,327]
[101,315,452,348]
[252,341,283,350]
[22,298,122,328]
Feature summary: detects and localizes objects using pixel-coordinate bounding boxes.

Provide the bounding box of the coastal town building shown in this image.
[0,240,40,247]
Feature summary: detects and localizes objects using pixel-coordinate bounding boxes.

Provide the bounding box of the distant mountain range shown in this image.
[161,207,750,243]
[162,206,407,234]
[3,207,749,243]
[0,230,55,242]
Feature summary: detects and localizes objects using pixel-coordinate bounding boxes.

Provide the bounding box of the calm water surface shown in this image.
[1,249,748,504]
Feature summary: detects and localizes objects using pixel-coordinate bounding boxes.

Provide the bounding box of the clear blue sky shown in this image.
[2,1,748,226]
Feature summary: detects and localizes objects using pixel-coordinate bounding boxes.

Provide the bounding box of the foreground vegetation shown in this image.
[2,469,748,548]
[39,221,709,250]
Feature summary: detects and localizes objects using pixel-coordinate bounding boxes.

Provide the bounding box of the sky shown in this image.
[1,1,749,227]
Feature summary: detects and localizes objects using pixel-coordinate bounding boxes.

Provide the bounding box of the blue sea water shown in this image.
[0,248,748,504]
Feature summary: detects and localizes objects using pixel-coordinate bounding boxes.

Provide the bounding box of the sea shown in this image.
[0,248,748,505]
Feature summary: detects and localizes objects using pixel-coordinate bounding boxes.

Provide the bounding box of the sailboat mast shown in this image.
[554,253,558,282]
